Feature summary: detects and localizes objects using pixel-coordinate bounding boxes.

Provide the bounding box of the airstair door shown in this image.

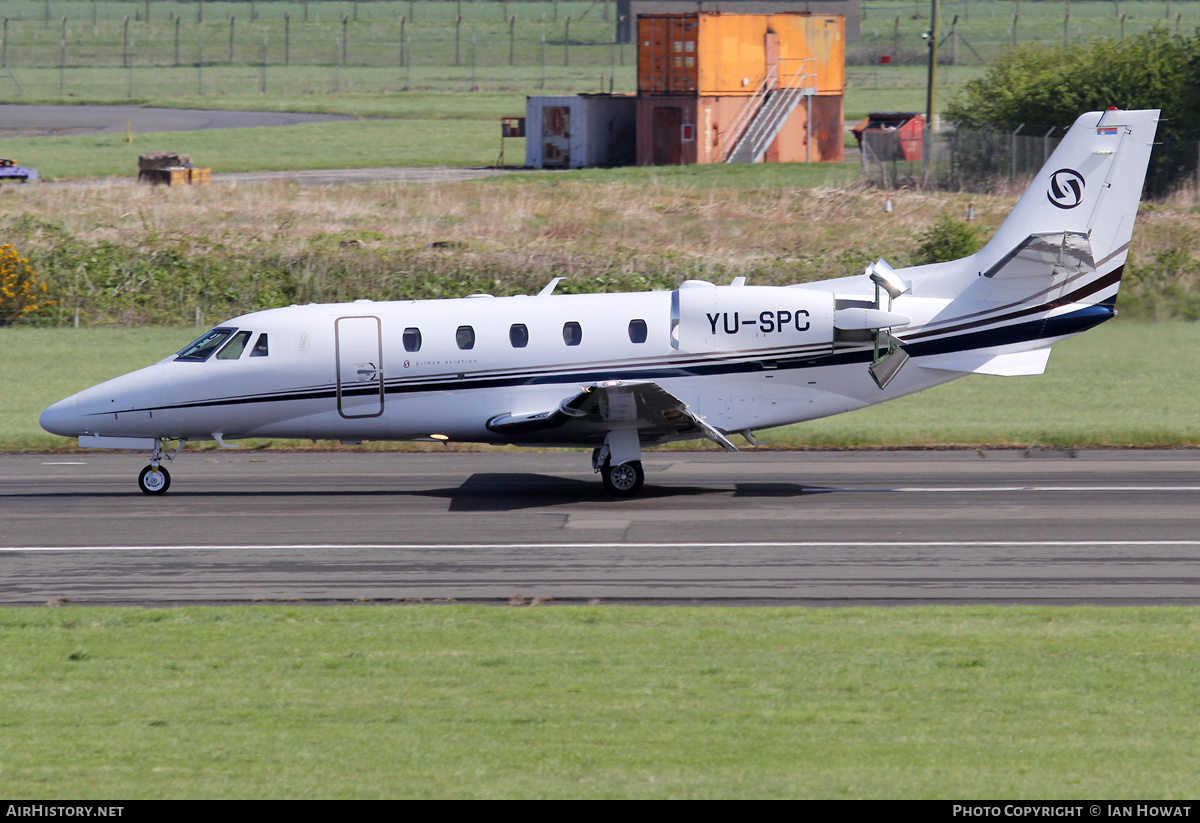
[335,315,384,419]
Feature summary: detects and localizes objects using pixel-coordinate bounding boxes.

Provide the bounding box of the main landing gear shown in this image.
[593,433,645,498]
[138,438,186,496]
[601,459,644,498]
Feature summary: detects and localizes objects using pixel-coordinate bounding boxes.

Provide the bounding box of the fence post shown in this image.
[565,17,571,67]
[342,15,348,65]
[1011,124,1024,180]
[198,0,203,24]
[285,13,290,65]
[509,15,515,66]
[399,16,405,66]
[455,14,461,66]
[611,35,616,90]
[540,34,546,89]
[229,15,235,64]
[59,20,65,96]
[198,30,203,94]
[261,37,267,94]
[1043,125,1056,165]
[123,16,130,68]
[144,0,150,23]
[175,15,180,65]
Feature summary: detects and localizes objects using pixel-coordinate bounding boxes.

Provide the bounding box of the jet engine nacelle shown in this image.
[672,281,835,355]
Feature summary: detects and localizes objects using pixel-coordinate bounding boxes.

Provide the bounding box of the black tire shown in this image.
[138,465,171,495]
[601,460,644,498]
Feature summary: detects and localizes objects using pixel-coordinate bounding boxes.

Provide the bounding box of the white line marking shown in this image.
[5,541,1200,553]
[888,486,1200,493]
[40,462,86,465]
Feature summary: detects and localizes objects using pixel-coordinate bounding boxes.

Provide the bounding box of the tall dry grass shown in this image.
[1,175,1193,323]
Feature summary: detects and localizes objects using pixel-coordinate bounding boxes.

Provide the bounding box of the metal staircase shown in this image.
[724,59,815,164]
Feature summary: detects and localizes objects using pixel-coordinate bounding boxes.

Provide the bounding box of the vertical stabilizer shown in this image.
[977,109,1159,274]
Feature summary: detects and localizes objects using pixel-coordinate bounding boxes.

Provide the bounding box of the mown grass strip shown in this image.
[1,605,1199,799]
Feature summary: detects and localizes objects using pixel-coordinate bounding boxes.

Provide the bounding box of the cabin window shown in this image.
[563,321,583,346]
[216,330,253,360]
[175,328,235,362]
[456,325,475,350]
[628,319,648,344]
[250,333,269,357]
[403,327,422,352]
[509,324,529,348]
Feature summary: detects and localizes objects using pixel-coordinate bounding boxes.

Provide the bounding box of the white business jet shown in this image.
[41,108,1158,497]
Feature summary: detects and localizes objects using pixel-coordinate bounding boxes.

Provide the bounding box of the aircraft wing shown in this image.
[487,380,738,451]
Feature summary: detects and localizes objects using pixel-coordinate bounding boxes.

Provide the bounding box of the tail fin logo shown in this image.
[1047,169,1085,209]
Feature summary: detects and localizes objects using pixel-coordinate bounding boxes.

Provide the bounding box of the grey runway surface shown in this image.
[3,450,1200,606]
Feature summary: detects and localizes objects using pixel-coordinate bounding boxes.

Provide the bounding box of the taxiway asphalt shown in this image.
[3,449,1200,606]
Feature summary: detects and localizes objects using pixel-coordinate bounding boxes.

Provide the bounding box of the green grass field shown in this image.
[6,320,1200,451]
[2,604,1199,799]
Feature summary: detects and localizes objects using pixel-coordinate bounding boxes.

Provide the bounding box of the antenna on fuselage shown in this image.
[538,277,564,297]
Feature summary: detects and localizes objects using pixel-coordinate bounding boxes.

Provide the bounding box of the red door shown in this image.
[653,106,682,165]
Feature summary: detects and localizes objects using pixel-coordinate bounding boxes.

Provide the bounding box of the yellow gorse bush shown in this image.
[0,244,54,324]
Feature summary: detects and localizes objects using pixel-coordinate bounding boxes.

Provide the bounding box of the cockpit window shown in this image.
[176,328,236,362]
[216,330,253,360]
[250,333,269,357]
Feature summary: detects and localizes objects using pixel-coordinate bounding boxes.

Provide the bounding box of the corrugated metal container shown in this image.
[638,12,843,97]
[851,112,925,161]
[637,93,844,165]
[526,95,638,169]
[525,96,586,169]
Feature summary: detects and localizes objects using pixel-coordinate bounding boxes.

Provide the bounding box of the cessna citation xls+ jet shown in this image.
[40,108,1159,497]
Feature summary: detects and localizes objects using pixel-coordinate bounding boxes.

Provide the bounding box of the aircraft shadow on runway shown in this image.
[405,474,836,511]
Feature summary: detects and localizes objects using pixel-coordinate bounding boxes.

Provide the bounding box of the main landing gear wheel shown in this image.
[601,460,644,498]
[138,465,171,495]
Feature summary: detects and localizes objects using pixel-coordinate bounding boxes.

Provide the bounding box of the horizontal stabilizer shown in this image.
[916,347,1052,377]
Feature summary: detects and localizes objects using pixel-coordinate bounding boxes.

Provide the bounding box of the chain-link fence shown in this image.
[0,0,635,97]
[860,123,1200,201]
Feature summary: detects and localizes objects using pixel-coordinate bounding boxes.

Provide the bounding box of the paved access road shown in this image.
[0,104,357,137]
[3,450,1200,606]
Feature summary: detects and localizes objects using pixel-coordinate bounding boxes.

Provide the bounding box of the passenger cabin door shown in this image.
[335,315,384,419]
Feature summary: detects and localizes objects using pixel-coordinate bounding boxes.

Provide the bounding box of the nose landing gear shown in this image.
[138,464,171,495]
[138,438,186,495]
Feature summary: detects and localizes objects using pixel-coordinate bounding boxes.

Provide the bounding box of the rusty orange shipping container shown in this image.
[636,94,844,165]
[637,12,844,97]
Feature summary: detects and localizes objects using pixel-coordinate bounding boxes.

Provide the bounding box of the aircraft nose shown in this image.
[40,396,79,438]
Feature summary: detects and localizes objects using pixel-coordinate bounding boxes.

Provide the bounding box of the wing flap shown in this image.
[487,381,737,451]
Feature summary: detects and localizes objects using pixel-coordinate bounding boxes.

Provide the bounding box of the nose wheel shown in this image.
[138,464,171,495]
